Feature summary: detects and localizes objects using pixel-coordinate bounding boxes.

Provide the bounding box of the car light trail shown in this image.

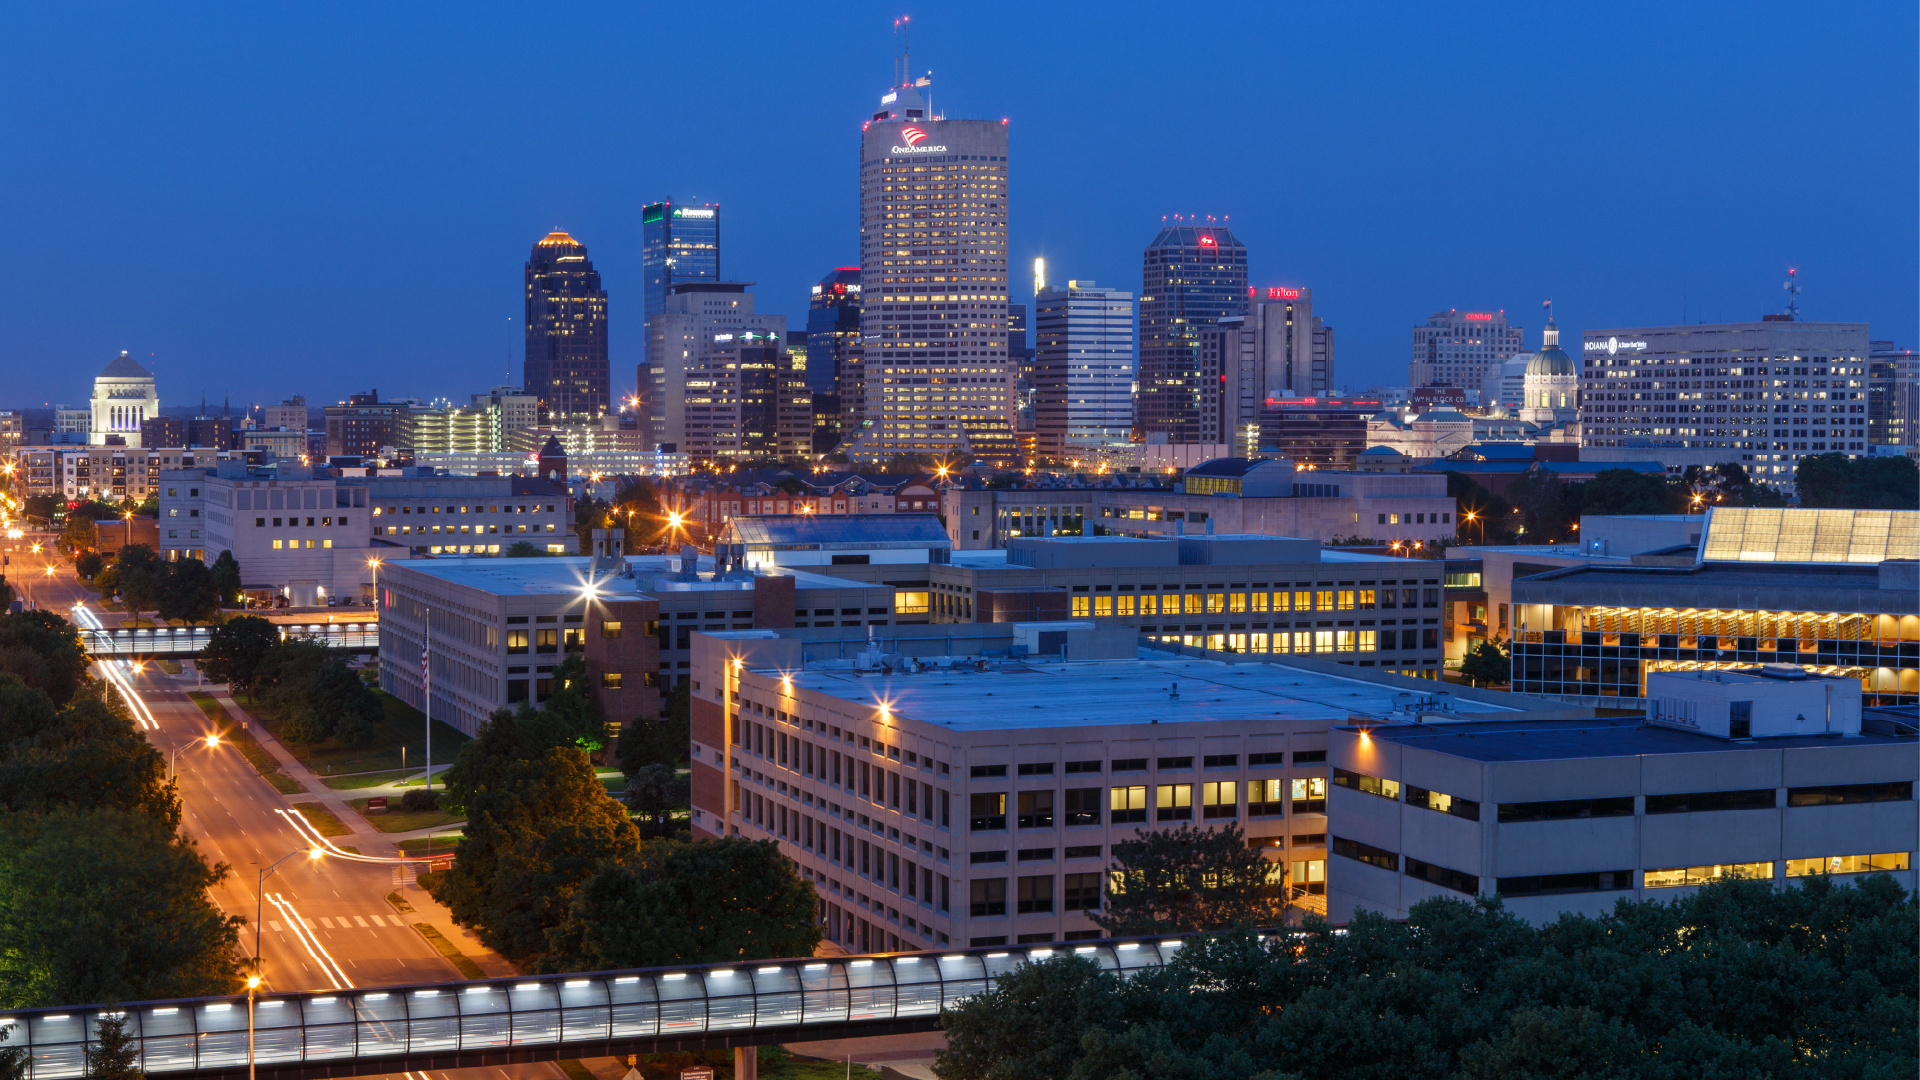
[74,604,159,730]
[277,807,443,864]
[265,891,354,990]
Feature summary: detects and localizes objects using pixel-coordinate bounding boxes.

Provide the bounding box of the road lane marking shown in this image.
[354,916,370,927]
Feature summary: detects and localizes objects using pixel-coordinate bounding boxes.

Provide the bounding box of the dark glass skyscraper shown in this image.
[642,200,721,362]
[1137,224,1247,442]
[806,267,862,451]
[524,231,610,419]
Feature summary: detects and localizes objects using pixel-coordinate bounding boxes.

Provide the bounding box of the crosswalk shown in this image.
[267,913,411,932]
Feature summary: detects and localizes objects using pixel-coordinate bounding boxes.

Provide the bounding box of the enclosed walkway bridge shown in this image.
[0,937,1197,1080]
[79,623,379,658]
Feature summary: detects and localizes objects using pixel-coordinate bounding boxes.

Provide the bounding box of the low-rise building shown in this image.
[925,532,1449,678]
[940,463,1458,550]
[1327,668,1916,924]
[158,463,575,606]
[1510,507,1920,705]
[376,549,902,727]
[689,626,1528,952]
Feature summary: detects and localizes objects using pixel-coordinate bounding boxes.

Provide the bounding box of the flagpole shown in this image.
[423,606,432,792]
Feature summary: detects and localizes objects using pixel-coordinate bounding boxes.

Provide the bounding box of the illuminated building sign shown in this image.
[1266,287,1302,299]
[889,125,948,154]
[674,208,715,219]
[1463,313,1494,321]
[1198,236,1216,246]
[1584,336,1649,355]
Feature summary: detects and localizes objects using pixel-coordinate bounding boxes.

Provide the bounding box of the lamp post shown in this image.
[254,848,324,979]
[246,973,261,1080]
[170,733,221,779]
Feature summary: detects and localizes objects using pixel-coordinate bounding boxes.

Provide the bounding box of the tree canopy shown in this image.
[1458,637,1511,687]
[209,550,243,606]
[198,615,282,695]
[252,639,381,745]
[1796,452,1920,509]
[937,875,1917,1080]
[0,610,91,707]
[1095,822,1286,936]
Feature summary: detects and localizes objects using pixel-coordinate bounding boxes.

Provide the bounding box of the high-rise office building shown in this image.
[524,231,610,420]
[852,77,1017,465]
[683,331,811,463]
[1251,288,1334,401]
[1868,340,1917,447]
[641,201,721,363]
[470,386,541,452]
[1138,224,1248,443]
[1034,281,1136,457]
[806,267,863,452]
[1579,319,1871,487]
[643,281,785,452]
[261,396,308,432]
[1409,310,1524,393]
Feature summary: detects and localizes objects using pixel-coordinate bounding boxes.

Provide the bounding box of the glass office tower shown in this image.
[641,201,721,362]
[1138,225,1247,443]
[524,231,609,419]
[806,267,863,452]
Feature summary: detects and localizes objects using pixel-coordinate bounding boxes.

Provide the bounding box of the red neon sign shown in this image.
[1463,312,1493,321]
[1198,235,1216,246]
[1266,287,1301,299]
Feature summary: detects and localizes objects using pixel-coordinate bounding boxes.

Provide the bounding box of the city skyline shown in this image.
[0,3,1913,409]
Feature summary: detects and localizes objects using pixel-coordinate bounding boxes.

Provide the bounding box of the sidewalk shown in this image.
[205,690,515,978]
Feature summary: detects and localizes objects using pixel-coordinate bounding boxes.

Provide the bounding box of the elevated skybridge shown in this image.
[79,623,379,658]
[0,936,1196,1080]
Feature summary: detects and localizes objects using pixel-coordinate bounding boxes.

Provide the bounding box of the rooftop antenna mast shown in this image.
[1782,267,1802,321]
[893,15,910,88]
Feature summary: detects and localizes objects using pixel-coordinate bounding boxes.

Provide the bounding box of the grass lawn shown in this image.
[349,797,465,833]
[188,692,304,794]
[396,834,463,856]
[288,802,351,837]
[248,689,469,778]
[322,769,413,790]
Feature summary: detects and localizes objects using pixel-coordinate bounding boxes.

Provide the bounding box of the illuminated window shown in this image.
[1784,853,1910,877]
[1314,631,1334,653]
[895,591,929,615]
[1644,862,1773,888]
[1140,594,1158,616]
[1202,781,1237,819]
[1184,593,1203,615]
[1116,594,1136,616]
[1155,783,1193,821]
[1206,593,1225,614]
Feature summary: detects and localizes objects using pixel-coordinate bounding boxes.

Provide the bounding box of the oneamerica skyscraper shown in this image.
[851,78,1017,465]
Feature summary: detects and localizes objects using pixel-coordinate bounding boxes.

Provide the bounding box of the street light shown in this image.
[171,733,222,778]
[254,848,325,977]
[246,974,262,1080]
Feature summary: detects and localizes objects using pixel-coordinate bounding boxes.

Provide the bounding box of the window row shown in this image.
[1066,588,1441,618]
[967,750,1323,778]
[1329,774,1912,821]
[969,779,1328,830]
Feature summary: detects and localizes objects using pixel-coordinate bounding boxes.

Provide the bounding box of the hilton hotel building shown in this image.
[850,79,1018,467]
[1579,320,1871,489]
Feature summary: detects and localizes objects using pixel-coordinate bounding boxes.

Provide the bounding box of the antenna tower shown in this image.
[1782,267,1801,321]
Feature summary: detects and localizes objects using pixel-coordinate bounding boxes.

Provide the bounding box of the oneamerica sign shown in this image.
[1584,336,1648,355]
[890,143,950,154]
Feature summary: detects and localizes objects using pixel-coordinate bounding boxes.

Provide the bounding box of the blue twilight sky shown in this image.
[0,1,1913,412]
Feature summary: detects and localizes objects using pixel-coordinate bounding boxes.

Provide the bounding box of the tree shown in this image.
[1094,822,1285,936]
[503,540,547,558]
[623,763,689,838]
[1458,637,1511,687]
[83,1012,142,1080]
[198,616,281,695]
[935,955,1121,1080]
[0,807,244,1008]
[1579,467,1679,516]
[252,640,380,745]
[0,678,180,830]
[22,495,59,523]
[540,653,607,752]
[0,1023,27,1080]
[1505,464,1570,543]
[1446,472,1515,544]
[1797,452,1919,509]
[432,705,641,965]
[74,551,104,580]
[111,545,167,623]
[935,876,1917,1080]
[60,513,98,555]
[209,551,243,607]
[157,559,221,627]
[542,837,821,972]
[0,610,91,706]
[0,577,11,614]
[617,712,688,775]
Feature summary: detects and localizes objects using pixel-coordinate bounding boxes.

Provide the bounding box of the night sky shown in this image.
[2,1,1912,411]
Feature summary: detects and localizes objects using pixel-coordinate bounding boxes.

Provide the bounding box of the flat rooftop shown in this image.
[383,555,859,598]
[1348,717,1915,763]
[774,655,1517,732]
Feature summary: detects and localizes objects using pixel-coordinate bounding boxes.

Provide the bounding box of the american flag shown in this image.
[421,624,429,686]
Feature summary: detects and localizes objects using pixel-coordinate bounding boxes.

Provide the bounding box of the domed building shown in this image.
[90,350,159,446]
[1519,309,1579,425]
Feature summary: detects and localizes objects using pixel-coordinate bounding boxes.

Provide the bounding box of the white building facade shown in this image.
[90,352,160,447]
[1410,310,1524,394]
